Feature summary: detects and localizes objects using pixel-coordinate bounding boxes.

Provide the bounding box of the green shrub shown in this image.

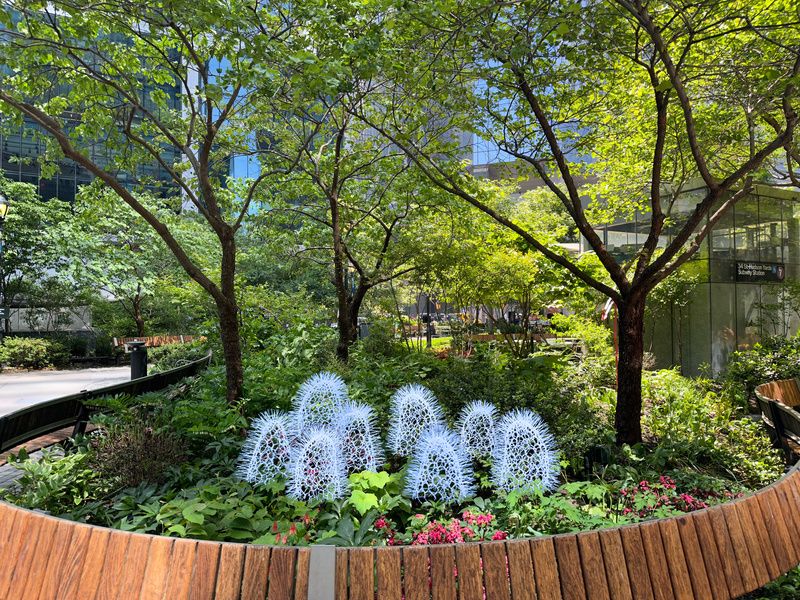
[0,445,111,521]
[0,336,68,369]
[148,340,208,373]
[90,418,188,488]
[724,335,800,405]
[642,369,783,487]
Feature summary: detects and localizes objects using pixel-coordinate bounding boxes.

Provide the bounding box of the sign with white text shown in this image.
[735,262,785,283]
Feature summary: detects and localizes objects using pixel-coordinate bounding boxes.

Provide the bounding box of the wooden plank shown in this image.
[74,527,112,600]
[783,474,800,553]
[617,527,653,600]
[673,515,712,600]
[10,516,58,600]
[241,545,271,600]
[268,547,297,600]
[718,504,760,591]
[689,511,732,599]
[553,535,587,600]
[189,541,222,600]
[215,544,246,600]
[742,496,780,580]
[454,543,483,600]
[5,512,49,600]
[778,473,800,562]
[760,488,795,572]
[530,537,561,600]
[54,523,92,599]
[93,530,131,600]
[0,505,19,561]
[482,541,511,600]
[294,548,310,600]
[596,529,632,600]
[0,509,30,597]
[162,540,198,600]
[656,520,693,600]
[140,535,175,600]
[429,545,457,600]
[576,532,610,600]
[638,522,673,600]
[375,547,402,600]
[402,546,431,600]
[348,548,374,600]
[506,539,537,600]
[335,550,348,600]
[771,482,800,564]
[112,533,152,600]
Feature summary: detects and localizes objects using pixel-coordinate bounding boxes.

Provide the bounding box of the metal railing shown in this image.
[0,352,212,454]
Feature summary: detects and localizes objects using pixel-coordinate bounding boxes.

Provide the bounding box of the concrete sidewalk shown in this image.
[0,367,130,416]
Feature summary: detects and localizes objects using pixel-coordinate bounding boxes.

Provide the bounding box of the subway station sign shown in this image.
[735,261,786,282]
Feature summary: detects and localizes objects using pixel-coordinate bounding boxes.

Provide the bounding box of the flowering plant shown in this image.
[376,511,508,546]
[618,475,743,519]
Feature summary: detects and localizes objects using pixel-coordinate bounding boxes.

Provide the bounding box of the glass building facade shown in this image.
[594,184,800,375]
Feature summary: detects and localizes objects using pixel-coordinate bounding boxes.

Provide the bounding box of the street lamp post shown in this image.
[426,294,433,348]
[0,194,9,341]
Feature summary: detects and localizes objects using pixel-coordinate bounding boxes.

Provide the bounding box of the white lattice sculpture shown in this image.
[335,402,385,473]
[236,411,296,484]
[291,371,348,430]
[491,409,559,493]
[405,425,476,503]
[387,384,444,456]
[457,400,498,458]
[287,428,349,501]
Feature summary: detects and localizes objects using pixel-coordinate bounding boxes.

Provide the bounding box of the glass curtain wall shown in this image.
[600,185,800,376]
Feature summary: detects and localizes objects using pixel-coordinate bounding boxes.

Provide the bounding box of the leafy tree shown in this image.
[263,108,454,361]
[355,0,800,443]
[0,0,325,402]
[0,178,72,333]
[63,188,199,337]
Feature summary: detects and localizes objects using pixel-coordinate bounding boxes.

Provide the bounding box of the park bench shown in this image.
[0,374,798,598]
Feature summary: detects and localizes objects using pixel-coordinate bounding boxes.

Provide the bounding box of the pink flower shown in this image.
[491,531,508,541]
[375,517,388,529]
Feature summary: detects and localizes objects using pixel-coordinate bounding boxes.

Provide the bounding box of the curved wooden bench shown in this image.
[0,378,799,599]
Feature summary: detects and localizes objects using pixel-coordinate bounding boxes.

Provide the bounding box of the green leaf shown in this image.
[348,490,379,515]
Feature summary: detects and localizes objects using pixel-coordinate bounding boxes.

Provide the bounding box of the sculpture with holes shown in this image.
[387,383,444,456]
[291,371,348,430]
[287,428,349,501]
[336,402,385,473]
[491,409,559,493]
[405,424,476,503]
[236,411,296,484]
[457,400,498,458]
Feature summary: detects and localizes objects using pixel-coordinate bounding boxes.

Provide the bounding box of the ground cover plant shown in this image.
[1,328,782,548]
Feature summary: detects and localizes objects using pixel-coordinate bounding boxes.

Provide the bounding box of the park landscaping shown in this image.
[0,0,799,596]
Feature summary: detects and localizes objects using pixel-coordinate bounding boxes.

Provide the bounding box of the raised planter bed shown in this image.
[0,377,797,599]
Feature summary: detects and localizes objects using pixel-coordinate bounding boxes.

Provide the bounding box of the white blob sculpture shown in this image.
[335,402,385,473]
[291,371,348,430]
[287,428,349,501]
[387,384,444,456]
[236,411,296,484]
[457,400,498,458]
[491,409,559,493]
[405,425,476,503]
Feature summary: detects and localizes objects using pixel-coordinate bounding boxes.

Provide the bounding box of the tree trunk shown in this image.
[217,234,243,405]
[615,294,646,445]
[335,282,368,362]
[216,295,244,405]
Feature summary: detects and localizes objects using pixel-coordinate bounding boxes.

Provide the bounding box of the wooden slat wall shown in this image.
[1,471,800,599]
[2,373,800,599]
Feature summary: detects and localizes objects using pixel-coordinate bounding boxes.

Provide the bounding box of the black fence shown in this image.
[0,353,212,454]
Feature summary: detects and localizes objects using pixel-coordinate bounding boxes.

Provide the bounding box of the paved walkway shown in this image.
[0,367,129,416]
